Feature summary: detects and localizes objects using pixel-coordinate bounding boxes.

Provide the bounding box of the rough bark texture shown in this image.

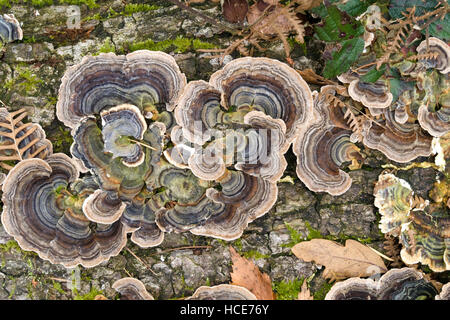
[0,0,444,300]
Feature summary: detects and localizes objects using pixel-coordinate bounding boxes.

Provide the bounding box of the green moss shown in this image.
[4,65,43,95]
[272,278,305,300]
[0,0,53,8]
[125,36,217,54]
[283,222,305,248]
[52,281,66,294]
[242,250,270,260]
[232,239,243,251]
[73,286,104,300]
[0,240,22,253]
[59,0,97,8]
[96,37,116,54]
[313,281,334,300]
[123,3,160,15]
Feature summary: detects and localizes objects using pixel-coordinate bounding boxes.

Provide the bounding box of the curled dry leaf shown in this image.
[222,0,249,23]
[229,246,275,300]
[291,239,387,281]
[297,281,313,300]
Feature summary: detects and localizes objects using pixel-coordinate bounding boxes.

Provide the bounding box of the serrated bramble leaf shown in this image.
[323,37,365,79]
[314,5,364,42]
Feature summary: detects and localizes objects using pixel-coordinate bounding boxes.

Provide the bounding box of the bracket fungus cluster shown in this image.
[1,42,448,269]
[374,173,449,272]
[325,268,439,300]
[334,37,450,163]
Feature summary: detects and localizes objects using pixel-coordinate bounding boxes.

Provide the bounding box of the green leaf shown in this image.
[388,78,415,103]
[360,65,386,83]
[312,0,376,18]
[314,5,364,42]
[389,0,450,41]
[323,37,365,79]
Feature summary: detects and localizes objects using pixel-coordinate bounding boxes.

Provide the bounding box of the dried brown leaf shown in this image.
[229,246,275,300]
[297,281,313,300]
[291,239,387,281]
[298,69,337,85]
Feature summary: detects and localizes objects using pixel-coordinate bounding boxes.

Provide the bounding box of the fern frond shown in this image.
[0,107,52,174]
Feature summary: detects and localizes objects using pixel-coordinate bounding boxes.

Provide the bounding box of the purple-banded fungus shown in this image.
[416,37,450,75]
[56,50,186,129]
[0,14,22,46]
[293,86,363,195]
[1,153,127,268]
[187,284,257,300]
[100,104,148,167]
[374,173,449,272]
[325,268,438,300]
[112,277,154,300]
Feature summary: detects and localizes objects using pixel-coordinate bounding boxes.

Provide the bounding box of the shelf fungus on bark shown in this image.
[189,169,278,240]
[373,173,413,236]
[176,111,288,183]
[100,104,148,167]
[0,14,22,47]
[56,50,186,129]
[71,117,165,200]
[399,204,450,272]
[325,268,438,300]
[338,70,393,113]
[416,37,450,75]
[174,57,313,146]
[293,86,363,195]
[0,153,127,268]
[416,70,450,137]
[360,108,432,163]
[436,283,450,300]
[187,284,257,300]
[112,277,154,300]
[374,173,450,272]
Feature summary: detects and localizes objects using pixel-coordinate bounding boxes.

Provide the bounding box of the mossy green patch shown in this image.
[312,280,334,300]
[124,36,217,54]
[272,278,305,300]
[73,286,103,300]
[242,250,270,260]
[123,3,160,15]
[4,65,43,95]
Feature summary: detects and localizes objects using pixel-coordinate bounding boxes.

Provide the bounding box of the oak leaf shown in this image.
[229,246,275,300]
[291,239,387,281]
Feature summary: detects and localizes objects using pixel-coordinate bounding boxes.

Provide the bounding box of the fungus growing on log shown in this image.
[325,268,438,300]
[187,284,257,300]
[100,104,148,167]
[56,50,186,129]
[71,117,165,200]
[374,173,449,272]
[1,153,127,267]
[174,57,313,146]
[112,278,154,300]
[293,86,363,195]
[360,108,432,163]
[0,14,22,46]
[416,37,450,74]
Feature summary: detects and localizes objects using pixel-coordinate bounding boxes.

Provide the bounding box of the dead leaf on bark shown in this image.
[297,68,338,86]
[297,281,313,300]
[229,246,275,300]
[291,239,387,281]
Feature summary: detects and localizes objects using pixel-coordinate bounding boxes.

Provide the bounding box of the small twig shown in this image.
[129,139,157,151]
[48,277,69,283]
[149,245,212,256]
[125,247,158,276]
